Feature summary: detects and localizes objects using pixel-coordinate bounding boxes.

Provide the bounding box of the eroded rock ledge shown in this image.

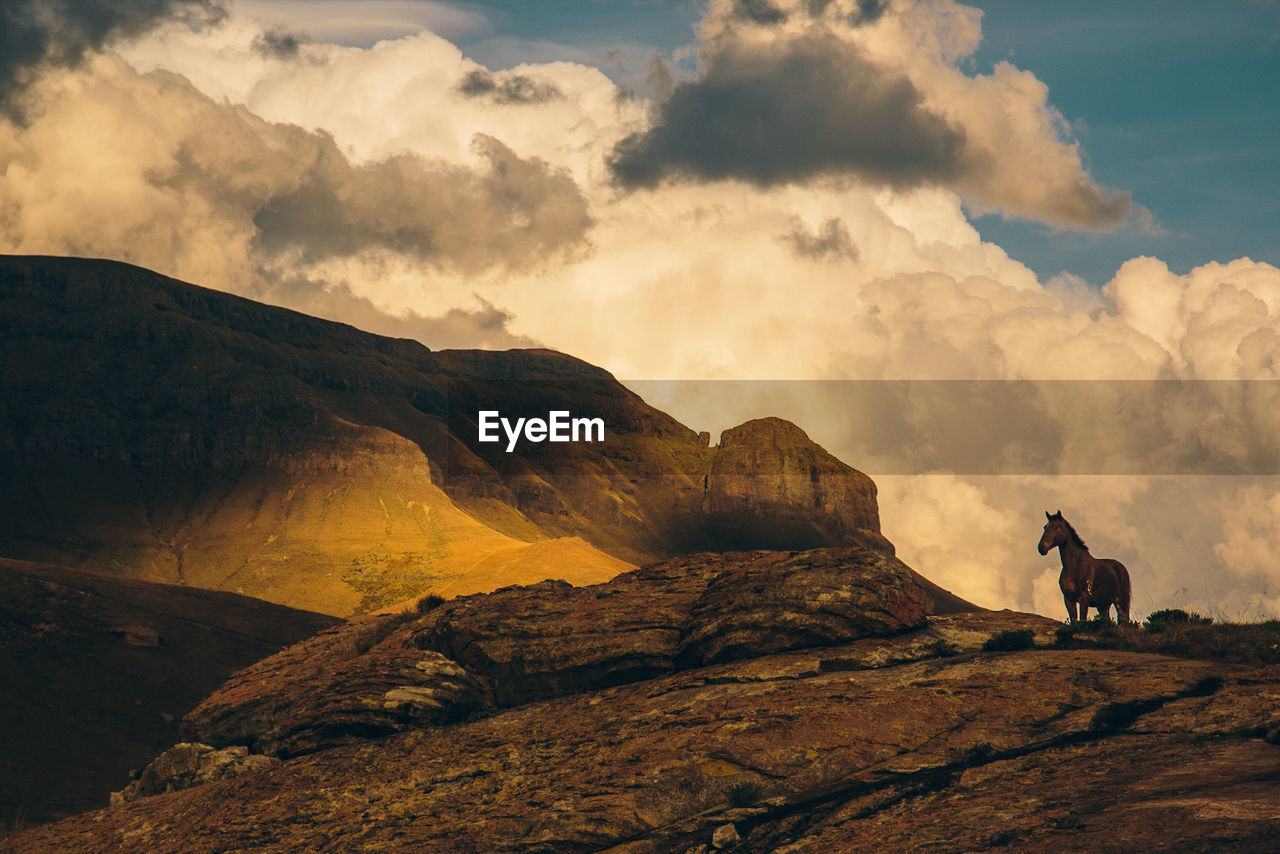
[185,547,937,751]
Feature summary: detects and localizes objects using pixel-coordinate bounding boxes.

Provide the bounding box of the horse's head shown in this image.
[1039,510,1068,555]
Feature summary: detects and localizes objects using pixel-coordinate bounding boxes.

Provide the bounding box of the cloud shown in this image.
[456,69,563,105]
[610,32,966,190]
[261,275,537,350]
[251,27,306,59]
[733,0,789,26]
[0,0,222,108]
[232,0,487,48]
[251,132,590,270]
[781,216,860,262]
[0,51,590,344]
[609,0,1135,230]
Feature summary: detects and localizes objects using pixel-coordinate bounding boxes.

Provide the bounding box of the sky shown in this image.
[4,0,1280,620]
[248,0,1280,286]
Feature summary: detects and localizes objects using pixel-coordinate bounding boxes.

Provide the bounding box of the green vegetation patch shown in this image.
[342,551,448,615]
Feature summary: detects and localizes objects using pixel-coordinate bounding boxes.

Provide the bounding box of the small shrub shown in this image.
[2,805,27,840]
[724,781,763,807]
[416,594,446,615]
[1145,608,1213,633]
[1053,623,1077,645]
[982,629,1036,652]
[927,638,961,658]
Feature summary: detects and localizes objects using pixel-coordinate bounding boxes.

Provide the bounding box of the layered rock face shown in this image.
[702,418,890,553]
[188,548,936,737]
[11,548,1280,853]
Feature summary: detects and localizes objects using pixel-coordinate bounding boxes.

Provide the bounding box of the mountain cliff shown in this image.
[0,254,886,616]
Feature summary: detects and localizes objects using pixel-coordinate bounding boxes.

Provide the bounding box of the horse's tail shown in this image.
[1116,563,1132,622]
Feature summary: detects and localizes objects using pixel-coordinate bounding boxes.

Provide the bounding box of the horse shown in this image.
[1037,510,1132,623]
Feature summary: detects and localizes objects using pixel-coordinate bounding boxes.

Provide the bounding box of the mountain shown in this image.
[7,548,1278,853]
[0,254,888,617]
[0,557,337,828]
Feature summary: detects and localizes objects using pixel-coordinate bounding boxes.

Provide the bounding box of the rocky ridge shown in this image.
[8,548,1280,853]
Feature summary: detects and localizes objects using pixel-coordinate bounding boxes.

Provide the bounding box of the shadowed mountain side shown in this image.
[0,255,887,614]
[0,558,338,827]
[9,549,1279,853]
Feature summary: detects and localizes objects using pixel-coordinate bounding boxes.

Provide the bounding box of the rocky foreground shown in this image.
[7,548,1280,853]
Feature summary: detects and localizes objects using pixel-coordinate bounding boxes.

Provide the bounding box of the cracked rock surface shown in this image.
[7,550,1280,853]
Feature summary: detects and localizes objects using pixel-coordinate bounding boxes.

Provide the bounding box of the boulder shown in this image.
[410,557,731,707]
[413,548,945,706]
[184,615,487,757]
[674,548,931,667]
[110,743,276,805]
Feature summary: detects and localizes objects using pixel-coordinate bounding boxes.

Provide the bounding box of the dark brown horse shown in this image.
[1038,510,1131,623]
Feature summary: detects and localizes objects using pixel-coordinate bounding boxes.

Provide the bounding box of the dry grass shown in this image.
[1054,613,1280,667]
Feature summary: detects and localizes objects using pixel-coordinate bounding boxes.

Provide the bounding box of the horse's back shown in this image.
[1093,558,1131,605]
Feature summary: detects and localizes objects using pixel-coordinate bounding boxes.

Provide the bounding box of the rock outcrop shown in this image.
[701,418,891,553]
[184,615,488,757]
[189,548,938,728]
[9,544,1280,853]
[674,548,928,667]
[110,744,277,806]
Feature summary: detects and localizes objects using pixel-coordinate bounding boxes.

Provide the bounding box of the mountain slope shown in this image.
[0,557,337,827]
[0,254,888,615]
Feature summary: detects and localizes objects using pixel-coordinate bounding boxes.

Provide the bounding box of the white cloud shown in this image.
[230,0,488,47]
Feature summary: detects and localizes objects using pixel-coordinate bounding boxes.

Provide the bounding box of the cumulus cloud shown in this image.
[456,69,564,105]
[0,51,588,344]
[251,132,590,270]
[781,217,860,261]
[251,27,305,59]
[610,32,966,190]
[610,0,1135,230]
[0,0,221,108]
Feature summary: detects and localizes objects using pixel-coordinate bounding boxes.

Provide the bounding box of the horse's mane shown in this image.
[1060,516,1088,550]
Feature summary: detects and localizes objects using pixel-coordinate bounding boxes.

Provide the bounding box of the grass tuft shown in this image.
[416,593,446,615]
[724,780,764,807]
[982,629,1036,652]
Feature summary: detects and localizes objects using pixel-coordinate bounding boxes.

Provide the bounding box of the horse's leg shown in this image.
[1063,594,1078,623]
[1077,597,1089,623]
